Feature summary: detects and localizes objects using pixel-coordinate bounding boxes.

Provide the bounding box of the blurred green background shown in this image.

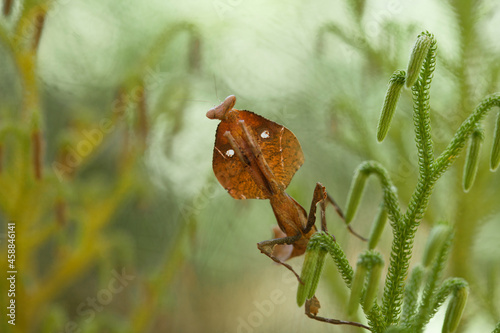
[0,0,499,332]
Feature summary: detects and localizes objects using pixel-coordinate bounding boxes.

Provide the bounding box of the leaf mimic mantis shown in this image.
[206,95,368,329]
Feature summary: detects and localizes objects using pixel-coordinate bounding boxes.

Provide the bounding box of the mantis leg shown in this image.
[305,297,371,330]
[326,194,367,241]
[239,119,281,195]
[303,183,366,240]
[303,182,328,234]
[257,233,303,283]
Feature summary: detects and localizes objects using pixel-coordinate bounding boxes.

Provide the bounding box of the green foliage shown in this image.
[347,256,368,315]
[400,264,424,326]
[0,2,202,333]
[462,127,484,192]
[297,236,328,306]
[491,112,500,170]
[297,31,500,332]
[344,166,370,224]
[367,203,388,250]
[411,225,453,331]
[377,70,406,142]
[309,231,354,287]
[406,32,433,89]
[442,284,469,333]
[347,250,384,314]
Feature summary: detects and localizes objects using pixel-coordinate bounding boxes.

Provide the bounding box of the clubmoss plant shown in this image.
[0,2,202,332]
[297,31,500,332]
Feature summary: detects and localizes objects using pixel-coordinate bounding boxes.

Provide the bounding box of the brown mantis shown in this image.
[207,95,368,329]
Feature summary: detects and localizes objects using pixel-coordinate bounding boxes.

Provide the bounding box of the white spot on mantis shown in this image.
[226,149,235,157]
[261,130,270,139]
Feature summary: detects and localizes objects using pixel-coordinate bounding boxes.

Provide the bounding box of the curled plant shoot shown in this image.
[377,70,406,142]
[462,127,484,192]
[490,111,500,171]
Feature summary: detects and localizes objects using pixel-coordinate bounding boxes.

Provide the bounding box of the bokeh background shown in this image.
[0,0,499,332]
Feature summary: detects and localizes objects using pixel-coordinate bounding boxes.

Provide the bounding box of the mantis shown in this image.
[207,95,364,278]
[206,95,368,329]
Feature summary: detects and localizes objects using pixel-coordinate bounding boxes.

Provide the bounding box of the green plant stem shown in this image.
[381,94,500,327]
[320,232,385,330]
[413,229,453,331]
[411,33,436,178]
[364,303,385,332]
[322,233,354,286]
[434,94,500,177]
[400,265,424,326]
[428,278,468,325]
[382,180,434,325]
[354,161,402,228]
